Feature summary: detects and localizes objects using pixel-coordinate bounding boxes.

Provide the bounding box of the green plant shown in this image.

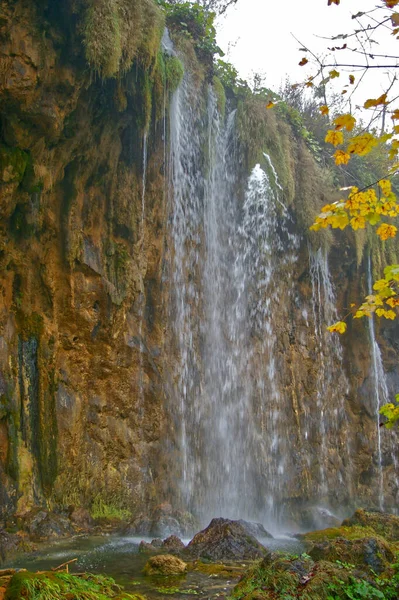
[5,571,139,600]
[90,495,131,521]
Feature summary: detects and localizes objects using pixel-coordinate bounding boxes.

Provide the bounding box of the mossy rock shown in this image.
[5,570,136,599]
[143,554,188,576]
[191,560,244,578]
[0,145,29,185]
[230,552,399,600]
[342,508,399,542]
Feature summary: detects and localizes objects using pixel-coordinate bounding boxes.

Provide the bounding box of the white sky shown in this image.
[216,0,398,106]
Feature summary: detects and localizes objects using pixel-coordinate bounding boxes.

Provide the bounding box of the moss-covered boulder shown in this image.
[342,508,399,542]
[143,554,188,576]
[230,551,399,600]
[185,518,268,561]
[307,536,394,574]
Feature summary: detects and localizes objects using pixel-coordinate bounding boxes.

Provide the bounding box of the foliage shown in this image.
[289,0,399,426]
[214,59,250,96]
[160,2,223,63]
[5,571,139,600]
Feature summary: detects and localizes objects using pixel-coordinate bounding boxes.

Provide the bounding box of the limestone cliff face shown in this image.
[0,0,398,526]
[0,0,170,516]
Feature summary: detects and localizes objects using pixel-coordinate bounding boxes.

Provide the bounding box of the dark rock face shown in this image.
[342,508,399,541]
[186,518,268,561]
[237,519,273,539]
[162,535,185,552]
[69,507,94,531]
[128,505,198,538]
[297,506,341,532]
[0,529,34,565]
[19,509,75,541]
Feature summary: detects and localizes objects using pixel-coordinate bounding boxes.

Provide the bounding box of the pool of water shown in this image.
[5,534,304,598]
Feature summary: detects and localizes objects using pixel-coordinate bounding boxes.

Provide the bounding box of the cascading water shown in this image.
[308,248,352,501]
[168,71,301,526]
[367,255,399,509]
[138,132,148,415]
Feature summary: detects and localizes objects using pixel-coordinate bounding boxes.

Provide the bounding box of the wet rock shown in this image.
[162,535,185,552]
[68,508,94,531]
[127,507,198,538]
[307,536,394,574]
[237,519,273,539]
[151,516,182,538]
[143,554,188,576]
[185,518,267,561]
[298,506,341,531]
[20,509,75,541]
[342,508,399,542]
[0,530,34,565]
[139,541,158,554]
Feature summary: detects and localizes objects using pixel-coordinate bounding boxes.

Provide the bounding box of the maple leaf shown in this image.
[392,110,399,120]
[379,179,392,196]
[377,223,398,240]
[334,150,351,165]
[334,113,356,132]
[319,105,329,116]
[350,215,366,230]
[364,94,388,109]
[327,321,347,334]
[386,297,399,307]
[329,69,340,79]
[325,130,344,146]
[347,133,379,156]
[299,58,308,66]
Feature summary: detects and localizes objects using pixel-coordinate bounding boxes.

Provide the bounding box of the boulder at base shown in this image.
[186,518,268,561]
[342,508,399,542]
[143,554,188,576]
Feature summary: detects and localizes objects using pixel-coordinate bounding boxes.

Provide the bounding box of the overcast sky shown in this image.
[216,0,396,104]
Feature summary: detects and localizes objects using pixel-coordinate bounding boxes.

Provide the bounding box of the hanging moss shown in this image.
[81,0,164,79]
[165,55,184,93]
[212,75,226,119]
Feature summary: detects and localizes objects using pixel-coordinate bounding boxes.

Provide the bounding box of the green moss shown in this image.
[0,144,29,185]
[165,55,184,93]
[82,0,164,79]
[90,495,132,521]
[5,571,137,600]
[300,524,389,543]
[192,561,244,578]
[16,312,44,341]
[212,76,226,118]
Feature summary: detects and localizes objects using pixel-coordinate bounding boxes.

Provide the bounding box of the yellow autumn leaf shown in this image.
[266,101,275,109]
[350,215,366,230]
[334,113,356,132]
[334,150,351,165]
[363,94,387,109]
[386,297,399,307]
[327,321,347,333]
[329,69,340,79]
[299,58,308,66]
[385,0,399,7]
[347,133,379,156]
[377,223,398,240]
[349,74,355,84]
[325,130,344,146]
[379,179,392,196]
[319,105,329,116]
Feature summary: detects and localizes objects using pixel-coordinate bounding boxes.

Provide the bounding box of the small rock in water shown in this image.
[237,519,273,539]
[162,535,185,552]
[143,554,188,575]
[186,518,268,561]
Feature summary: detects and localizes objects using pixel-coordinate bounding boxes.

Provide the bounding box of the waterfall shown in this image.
[138,132,148,415]
[309,248,352,503]
[366,255,399,510]
[168,72,301,526]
